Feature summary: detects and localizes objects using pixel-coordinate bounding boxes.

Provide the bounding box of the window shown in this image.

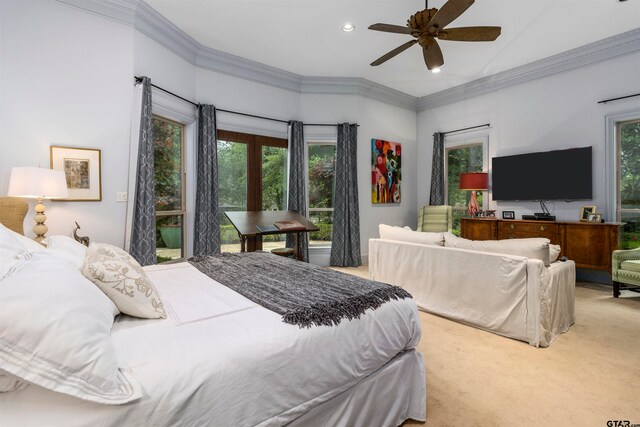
[617,119,640,249]
[153,115,186,263]
[445,138,487,234]
[217,130,288,253]
[307,142,336,247]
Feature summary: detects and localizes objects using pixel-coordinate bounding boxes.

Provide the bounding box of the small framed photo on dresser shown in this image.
[580,206,596,222]
[502,210,515,220]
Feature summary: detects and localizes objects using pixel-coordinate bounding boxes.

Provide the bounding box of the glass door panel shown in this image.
[261,145,288,251]
[218,140,248,253]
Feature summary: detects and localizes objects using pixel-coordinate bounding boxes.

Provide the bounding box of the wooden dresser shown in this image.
[460,218,623,272]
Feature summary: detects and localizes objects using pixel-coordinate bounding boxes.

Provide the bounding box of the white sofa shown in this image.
[369,225,576,347]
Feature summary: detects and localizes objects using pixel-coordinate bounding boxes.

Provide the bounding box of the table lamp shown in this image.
[459,172,488,217]
[7,167,69,243]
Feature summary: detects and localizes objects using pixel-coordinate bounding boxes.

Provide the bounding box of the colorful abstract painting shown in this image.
[371,139,401,204]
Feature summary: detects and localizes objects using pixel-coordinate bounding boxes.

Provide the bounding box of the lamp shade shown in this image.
[7,167,69,199]
[459,172,488,191]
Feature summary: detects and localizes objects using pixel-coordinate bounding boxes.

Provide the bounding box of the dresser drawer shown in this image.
[498,221,559,242]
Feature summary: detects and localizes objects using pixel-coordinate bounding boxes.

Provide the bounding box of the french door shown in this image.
[217,129,288,252]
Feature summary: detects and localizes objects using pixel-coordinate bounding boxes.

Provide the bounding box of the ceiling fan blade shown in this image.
[428,0,475,30]
[368,23,413,35]
[371,39,419,66]
[439,26,501,41]
[422,39,444,70]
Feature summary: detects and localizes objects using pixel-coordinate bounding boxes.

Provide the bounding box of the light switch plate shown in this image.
[116,192,128,202]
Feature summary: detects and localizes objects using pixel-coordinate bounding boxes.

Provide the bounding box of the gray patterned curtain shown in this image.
[429,132,446,205]
[193,105,220,256]
[330,123,361,267]
[130,77,156,266]
[286,121,308,262]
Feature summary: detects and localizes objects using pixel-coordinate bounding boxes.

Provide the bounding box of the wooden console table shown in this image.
[460,218,623,272]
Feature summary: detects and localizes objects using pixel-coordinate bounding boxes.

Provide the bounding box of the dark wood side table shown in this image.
[224,210,319,261]
[460,217,624,272]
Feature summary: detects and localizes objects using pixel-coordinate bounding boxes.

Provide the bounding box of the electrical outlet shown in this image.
[116,192,128,202]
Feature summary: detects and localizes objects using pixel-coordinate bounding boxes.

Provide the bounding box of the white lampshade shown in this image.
[7,167,69,199]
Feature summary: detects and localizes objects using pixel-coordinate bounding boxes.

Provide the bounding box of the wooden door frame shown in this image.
[217,129,287,251]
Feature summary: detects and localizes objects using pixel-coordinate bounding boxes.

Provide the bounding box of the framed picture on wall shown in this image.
[371,139,401,204]
[50,146,102,201]
[580,206,596,222]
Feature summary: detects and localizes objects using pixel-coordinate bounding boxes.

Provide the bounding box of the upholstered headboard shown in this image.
[0,197,28,235]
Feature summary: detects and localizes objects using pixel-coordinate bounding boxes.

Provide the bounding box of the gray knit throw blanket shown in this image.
[188,252,412,328]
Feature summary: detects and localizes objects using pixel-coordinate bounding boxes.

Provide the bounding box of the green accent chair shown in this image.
[417,205,452,233]
[611,247,640,297]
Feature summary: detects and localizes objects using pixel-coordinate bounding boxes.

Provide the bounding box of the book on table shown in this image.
[273,220,306,231]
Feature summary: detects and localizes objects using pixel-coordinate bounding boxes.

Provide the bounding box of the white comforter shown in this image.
[0,262,422,426]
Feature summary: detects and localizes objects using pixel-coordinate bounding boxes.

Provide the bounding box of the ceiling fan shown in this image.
[368,0,501,71]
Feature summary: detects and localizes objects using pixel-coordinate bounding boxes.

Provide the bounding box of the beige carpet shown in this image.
[329,265,640,427]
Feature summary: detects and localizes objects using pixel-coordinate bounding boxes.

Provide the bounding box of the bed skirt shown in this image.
[283,349,426,427]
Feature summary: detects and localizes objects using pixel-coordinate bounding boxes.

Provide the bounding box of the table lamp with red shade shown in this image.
[459,172,488,217]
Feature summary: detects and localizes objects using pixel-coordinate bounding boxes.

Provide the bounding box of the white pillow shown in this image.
[549,244,561,263]
[0,223,45,259]
[444,232,551,266]
[379,224,445,246]
[0,254,141,404]
[84,243,166,319]
[45,235,88,271]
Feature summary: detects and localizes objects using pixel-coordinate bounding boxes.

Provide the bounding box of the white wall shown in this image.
[0,0,134,245]
[417,51,640,222]
[1,1,417,263]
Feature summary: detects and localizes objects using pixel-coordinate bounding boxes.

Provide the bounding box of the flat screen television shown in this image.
[491,146,592,201]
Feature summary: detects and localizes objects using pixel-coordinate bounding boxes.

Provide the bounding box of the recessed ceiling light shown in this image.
[431,67,441,73]
[342,23,355,32]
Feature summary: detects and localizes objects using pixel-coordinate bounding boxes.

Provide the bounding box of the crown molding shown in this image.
[53,0,640,114]
[52,0,419,110]
[417,27,640,111]
[300,77,419,110]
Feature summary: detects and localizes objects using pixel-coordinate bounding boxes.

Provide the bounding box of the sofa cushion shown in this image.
[444,232,551,266]
[549,244,561,263]
[620,260,640,273]
[379,224,444,246]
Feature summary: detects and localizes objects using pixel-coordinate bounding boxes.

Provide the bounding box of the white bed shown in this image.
[0,236,426,426]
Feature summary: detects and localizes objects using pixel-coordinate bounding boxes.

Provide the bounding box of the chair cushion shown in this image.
[620,260,640,273]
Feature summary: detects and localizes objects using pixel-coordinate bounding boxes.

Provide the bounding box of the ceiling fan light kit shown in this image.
[368,0,501,71]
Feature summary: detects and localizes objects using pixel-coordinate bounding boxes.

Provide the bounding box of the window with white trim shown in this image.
[444,136,488,234]
[307,142,336,247]
[152,115,186,263]
[617,119,640,249]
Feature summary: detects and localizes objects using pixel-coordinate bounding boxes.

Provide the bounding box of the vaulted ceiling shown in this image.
[145,0,640,98]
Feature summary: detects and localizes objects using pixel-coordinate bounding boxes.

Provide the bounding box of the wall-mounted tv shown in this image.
[491,146,592,201]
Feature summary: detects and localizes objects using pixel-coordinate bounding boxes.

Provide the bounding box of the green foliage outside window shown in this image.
[152,118,182,213]
[620,121,640,249]
[447,145,484,234]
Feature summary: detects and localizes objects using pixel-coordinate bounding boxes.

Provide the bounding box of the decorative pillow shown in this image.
[444,232,551,266]
[45,235,88,271]
[549,244,561,263]
[0,370,27,393]
[84,243,166,319]
[0,254,141,404]
[379,224,445,246]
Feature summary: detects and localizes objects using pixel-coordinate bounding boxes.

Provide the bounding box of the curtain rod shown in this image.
[597,92,640,104]
[134,76,357,127]
[439,123,490,135]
